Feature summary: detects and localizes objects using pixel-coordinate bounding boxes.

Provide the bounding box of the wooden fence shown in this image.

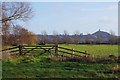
[1,45,21,55]
[0,44,90,57]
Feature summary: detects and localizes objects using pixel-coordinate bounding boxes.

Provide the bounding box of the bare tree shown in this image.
[1,2,33,46]
[73,30,80,44]
[41,30,48,44]
[63,30,68,36]
[53,30,58,35]
[1,2,32,23]
[11,25,37,45]
[74,30,80,35]
[85,33,93,44]
[53,30,59,44]
[95,33,103,44]
[63,30,70,44]
[2,21,11,45]
[109,30,117,44]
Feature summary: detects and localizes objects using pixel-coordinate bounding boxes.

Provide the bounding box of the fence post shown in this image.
[18,45,22,55]
[55,44,58,55]
[85,51,86,53]
[85,51,88,57]
[72,48,74,58]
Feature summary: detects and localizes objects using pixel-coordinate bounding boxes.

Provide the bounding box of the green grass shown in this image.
[59,44,119,57]
[2,55,118,78]
[2,44,119,78]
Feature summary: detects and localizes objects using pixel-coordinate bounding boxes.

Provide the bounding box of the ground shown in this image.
[1,44,120,79]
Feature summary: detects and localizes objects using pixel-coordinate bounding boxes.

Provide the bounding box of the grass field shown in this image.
[2,44,120,79]
[59,44,119,57]
[2,55,118,78]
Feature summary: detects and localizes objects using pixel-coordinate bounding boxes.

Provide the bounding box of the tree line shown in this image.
[38,30,118,45]
[0,2,119,46]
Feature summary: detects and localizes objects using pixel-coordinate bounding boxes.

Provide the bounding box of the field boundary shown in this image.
[1,44,90,57]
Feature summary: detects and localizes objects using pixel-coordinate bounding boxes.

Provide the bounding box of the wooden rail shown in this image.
[1,44,90,57]
[23,46,41,55]
[0,46,19,52]
[10,50,19,53]
[0,45,23,55]
[23,45,56,47]
[58,46,89,55]
[22,45,56,55]
[58,50,82,57]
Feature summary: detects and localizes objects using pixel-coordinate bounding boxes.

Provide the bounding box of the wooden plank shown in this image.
[10,50,19,53]
[23,47,54,50]
[58,47,89,55]
[23,45,56,47]
[22,45,56,55]
[58,50,82,57]
[23,46,41,55]
[0,46,19,52]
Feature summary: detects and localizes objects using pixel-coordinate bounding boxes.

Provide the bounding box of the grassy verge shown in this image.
[2,55,119,78]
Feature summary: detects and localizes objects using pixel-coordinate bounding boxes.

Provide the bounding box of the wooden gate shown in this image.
[21,45,58,55]
[1,44,90,57]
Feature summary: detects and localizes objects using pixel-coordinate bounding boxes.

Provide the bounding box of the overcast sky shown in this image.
[23,2,118,35]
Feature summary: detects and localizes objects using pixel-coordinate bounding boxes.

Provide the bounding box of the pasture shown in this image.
[59,44,119,57]
[2,44,120,79]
